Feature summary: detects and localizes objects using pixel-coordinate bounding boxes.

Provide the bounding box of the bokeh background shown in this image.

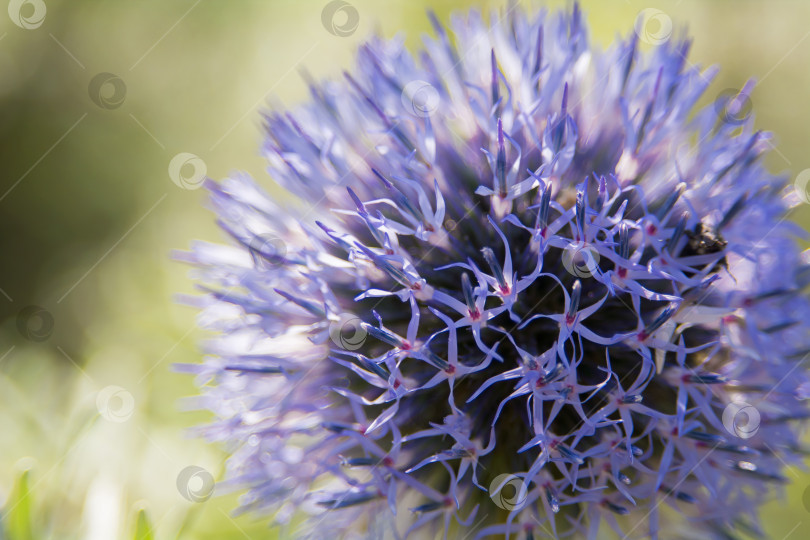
[0,0,809,538]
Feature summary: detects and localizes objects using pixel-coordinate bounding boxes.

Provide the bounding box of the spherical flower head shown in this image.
[178,5,810,539]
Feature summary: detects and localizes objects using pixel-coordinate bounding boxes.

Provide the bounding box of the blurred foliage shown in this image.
[0,0,808,538]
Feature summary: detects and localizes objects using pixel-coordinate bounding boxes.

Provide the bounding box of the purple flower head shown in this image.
[178,4,810,539]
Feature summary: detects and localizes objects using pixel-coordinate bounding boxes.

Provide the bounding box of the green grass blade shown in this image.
[134,508,155,540]
[4,468,34,540]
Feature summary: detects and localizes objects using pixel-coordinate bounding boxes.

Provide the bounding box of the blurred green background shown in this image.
[0,0,808,538]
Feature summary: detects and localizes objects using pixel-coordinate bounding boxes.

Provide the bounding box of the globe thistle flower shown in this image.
[177,4,810,539]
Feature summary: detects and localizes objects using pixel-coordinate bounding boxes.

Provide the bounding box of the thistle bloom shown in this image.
[178,5,810,539]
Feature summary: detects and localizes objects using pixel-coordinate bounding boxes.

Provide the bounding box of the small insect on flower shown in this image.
[177,4,810,539]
